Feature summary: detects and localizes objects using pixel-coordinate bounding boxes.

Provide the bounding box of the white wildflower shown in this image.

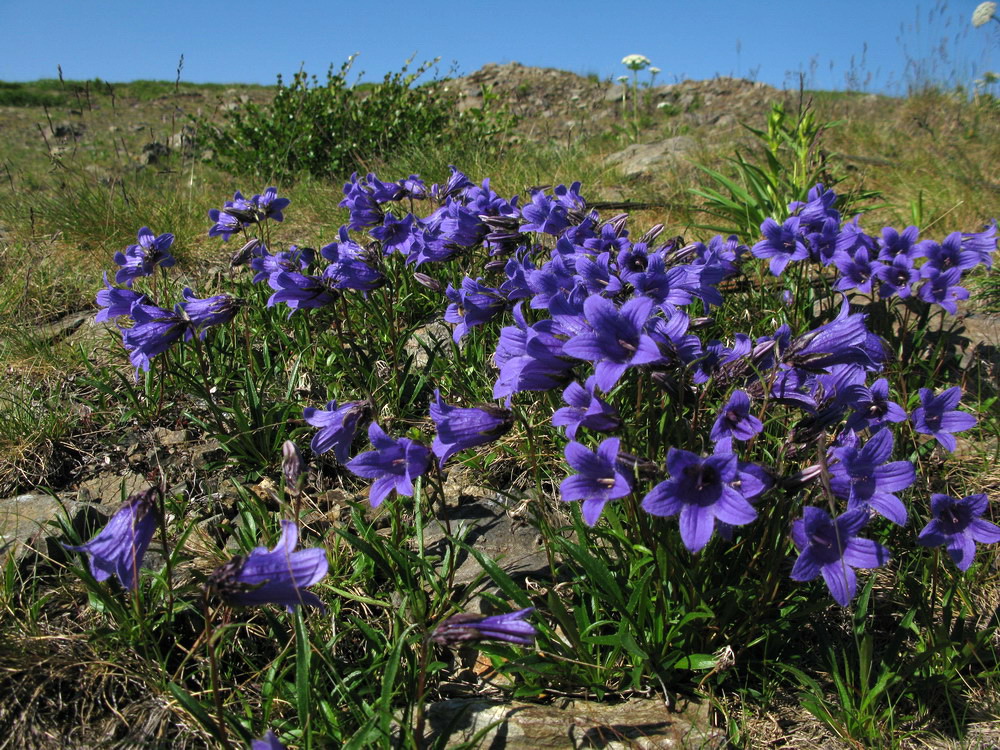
[621,54,651,71]
[972,2,996,27]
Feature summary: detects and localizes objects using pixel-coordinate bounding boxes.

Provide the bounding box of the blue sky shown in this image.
[4,1,996,94]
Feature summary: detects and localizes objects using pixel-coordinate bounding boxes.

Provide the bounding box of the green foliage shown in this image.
[200,57,514,182]
[691,99,879,239]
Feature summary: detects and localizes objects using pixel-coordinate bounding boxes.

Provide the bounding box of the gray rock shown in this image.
[77,472,150,505]
[605,137,697,179]
[0,494,82,558]
[423,697,724,749]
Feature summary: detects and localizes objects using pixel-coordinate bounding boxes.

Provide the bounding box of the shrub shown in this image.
[200,56,512,182]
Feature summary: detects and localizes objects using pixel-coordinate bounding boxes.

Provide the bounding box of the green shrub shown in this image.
[200,56,513,182]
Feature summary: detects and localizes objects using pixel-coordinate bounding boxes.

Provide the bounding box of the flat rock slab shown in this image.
[424,697,724,749]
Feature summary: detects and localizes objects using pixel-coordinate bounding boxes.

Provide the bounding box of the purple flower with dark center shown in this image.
[207,208,243,241]
[917,493,1000,571]
[95,272,147,322]
[843,378,907,433]
[251,187,291,222]
[208,521,328,612]
[876,225,921,263]
[431,607,536,646]
[752,216,808,276]
[552,377,621,440]
[346,422,430,508]
[710,390,763,442]
[911,386,977,452]
[641,445,758,553]
[560,437,632,526]
[304,399,370,463]
[114,227,176,287]
[791,507,889,606]
[918,265,969,315]
[430,390,513,466]
[370,212,417,255]
[833,246,879,294]
[63,487,158,590]
[918,232,979,272]
[121,302,192,374]
[252,730,286,750]
[828,428,914,525]
[180,288,241,337]
[563,295,662,392]
[251,245,313,284]
[874,253,919,299]
[492,305,576,399]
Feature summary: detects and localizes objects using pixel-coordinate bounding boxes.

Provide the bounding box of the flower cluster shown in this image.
[751,184,994,317]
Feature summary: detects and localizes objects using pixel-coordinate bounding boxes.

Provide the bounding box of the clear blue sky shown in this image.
[4,1,996,94]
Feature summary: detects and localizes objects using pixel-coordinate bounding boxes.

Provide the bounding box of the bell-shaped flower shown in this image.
[552,377,621,440]
[121,302,192,375]
[791,506,889,606]
[113,227,176,287]
[304,399,369,464]
[710,390,763,442]
[641,445,758,553]
[563,295,662,392]
[828,428,914,525]
[431,607,536,647]
[180,288,242,338]
[917,493,1000,571]
[911,386,977,452]
[208,521,327,612]
[752,216,808,276]
[346,422,430,507]
[95,272,147,322]
[430,390,513,466]
[560,437,632,526]
[63,487,159,590]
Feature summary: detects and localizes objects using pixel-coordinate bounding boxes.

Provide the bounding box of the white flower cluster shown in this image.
[621,54,652,70]
[972,1,997,27]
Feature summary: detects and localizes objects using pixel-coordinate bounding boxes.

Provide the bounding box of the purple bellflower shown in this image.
[791,506,889,606]
[209,521,328,612]
[121,302,192,375]
[918,265,969,315]
[63,487,158,590]
[641,445,758,553]
[551,377,622,440]
[180,288,241,336]
[842,378,907,433]
[917,493,1000,571]
[430,390,513,466]
[751,216,808,276]
[304,399,370,464]
[710,390,763,443]
[95,272,147,322]
[345,422,431,507]
[113,227,176,287]
[911,386,977,452]
[828,428,914,525]
[431,607,536,647]
[252,730,287,750]
[562,295,662,392]
[560,437,632,526]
